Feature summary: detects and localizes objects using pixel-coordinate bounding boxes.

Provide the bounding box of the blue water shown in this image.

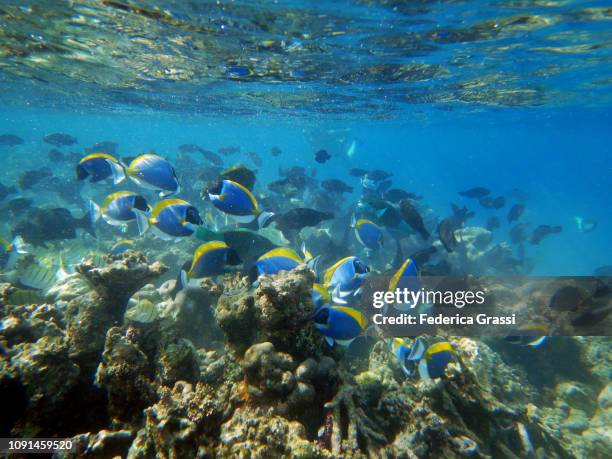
[0,0,611,275]
[2,105,610,275]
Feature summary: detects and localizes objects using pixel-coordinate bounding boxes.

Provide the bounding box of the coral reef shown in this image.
[1,252,610,458]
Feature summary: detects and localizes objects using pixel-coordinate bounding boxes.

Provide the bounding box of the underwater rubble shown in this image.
[0,252,610,458]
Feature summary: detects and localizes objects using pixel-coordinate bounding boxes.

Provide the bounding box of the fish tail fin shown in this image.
[247,264,260,285]
[12,236,27,254]
[331,285,348,305]
[88,200,101,224]
[110,160,126,184]
[6,236,26,269]
[350,213,356,228]
[134,210,150,235]
[257,211,274,229]
[56,253,70,282]
[301,242,313,261]
[79,211,97,238]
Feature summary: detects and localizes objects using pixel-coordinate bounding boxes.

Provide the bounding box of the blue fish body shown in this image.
[354,219,383,249]
[209,179,259,218]
[77,153,125,183]
[313,305,365,346]
[103,192,148,223]
[255,247,302,276]
[418,341,454,379]
[189,241,232,278]
[127,154,179,195]
[324,256,369,300]
[140,199,202,238]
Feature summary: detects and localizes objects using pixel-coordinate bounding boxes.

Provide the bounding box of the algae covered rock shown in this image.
[95,326,157,426]
[218,405,329,459]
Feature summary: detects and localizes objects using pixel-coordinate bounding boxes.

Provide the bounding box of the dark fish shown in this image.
[247,151,263,167]
[349,168,368,177]
[43,133,77,146]
[315,149,331,164]
[450,204,474,226]
[479,197,494,209]
[507,204,525,223]
[409,246,437,266]
[399,199,429,240]
[365,169,392,181]
[492,196,506,210]
[218,146,240,155]
[279,166,306,178]
[529,225,562,245]
[0,134,24,146]
[569,281,612,327]
[549,286,589,312]
[270,146,282,157]
[0,183,18,201]
[459,187,490,199]
[178,144,203,153]
[486,216,500,231]
[19,167,53,190]
[220,164,256,190]
[572,303,612,328]
[377,205,402,228]
[85,141,118,156]
[438,218,458,253]
[268,178,300,198]
[48,149,65,162]
[201,149,224,166]
[14,207,95,246]
[3,197,33,216]
[509,223,529,245]
[384,189,422,203]
[223,230,277,261]
[321,179,353,194]
[272,208,334,233]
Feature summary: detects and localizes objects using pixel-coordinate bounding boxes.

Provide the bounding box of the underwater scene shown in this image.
[0,1,611,458]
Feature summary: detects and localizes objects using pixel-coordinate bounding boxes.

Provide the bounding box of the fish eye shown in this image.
[313,307,330,324]
[186,207,202,225]
[133,196,148,211]
[75,164,88,180]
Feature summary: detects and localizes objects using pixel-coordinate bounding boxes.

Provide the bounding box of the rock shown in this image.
[95,327,157,425]
[60,429,134,459]
[218,406,327,458]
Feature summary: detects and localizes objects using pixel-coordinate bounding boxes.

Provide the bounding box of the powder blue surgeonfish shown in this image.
[177,241,241,293]
[391,338,454,380]
[125,154,180,197]
[89,191,149,227]
[387,258,420,312]
[208,179,273,227]
[76,153,126,184]
[313,305,367,347]
[136,199,202,240]
[352,216,383,250]
[251,244,318,282]
[323,256,370,304]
